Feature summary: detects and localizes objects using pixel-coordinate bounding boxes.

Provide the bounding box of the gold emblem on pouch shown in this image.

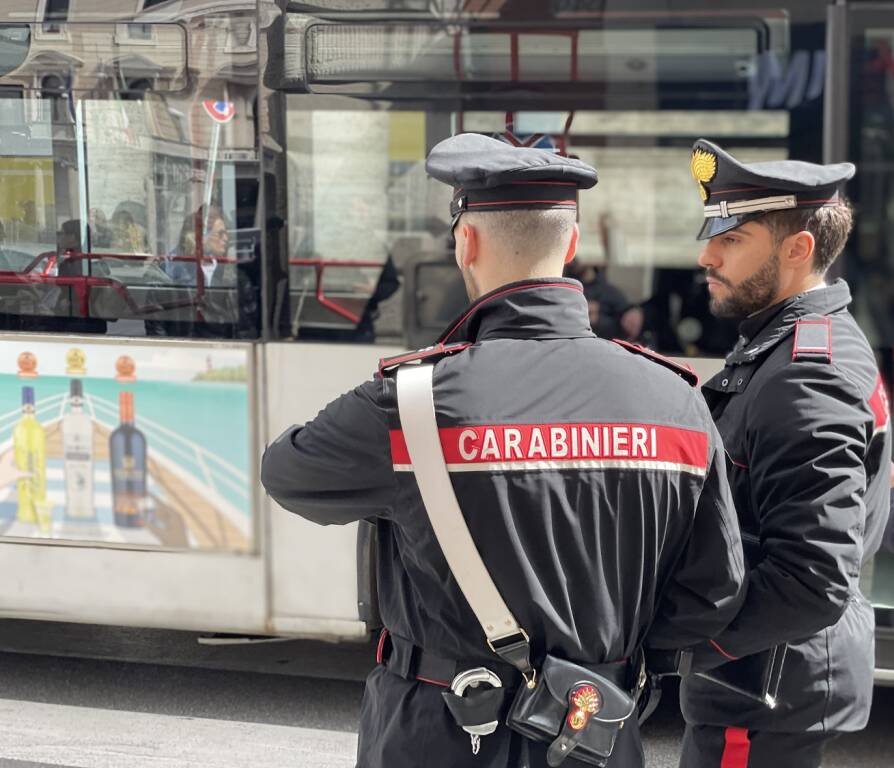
[567,684,601,731]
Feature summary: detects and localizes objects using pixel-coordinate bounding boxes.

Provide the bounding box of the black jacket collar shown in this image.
[437,277,594,344]
[726,278,852,365]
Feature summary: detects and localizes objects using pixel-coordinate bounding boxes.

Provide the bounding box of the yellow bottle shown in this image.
[13,386,47,526]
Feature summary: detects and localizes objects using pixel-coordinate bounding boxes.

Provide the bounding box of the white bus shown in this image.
[0,0,891,680]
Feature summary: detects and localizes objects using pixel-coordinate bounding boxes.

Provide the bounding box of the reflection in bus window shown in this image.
[286,108,440,342]
[0,11,261,338]
[281,3,811,351]
[285,102,788,353]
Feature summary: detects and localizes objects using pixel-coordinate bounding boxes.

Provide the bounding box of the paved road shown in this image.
[0,651,891,767]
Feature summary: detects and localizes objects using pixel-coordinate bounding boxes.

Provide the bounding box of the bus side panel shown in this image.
[264,342,402,640]
[0,543,267,633]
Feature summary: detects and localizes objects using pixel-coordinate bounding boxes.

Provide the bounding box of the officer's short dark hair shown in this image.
[761,201,854,274]
[465,209,577,260]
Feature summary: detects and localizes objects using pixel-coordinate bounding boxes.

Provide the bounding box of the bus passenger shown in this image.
[678,140,893,768]
[261,133,746,768]
[164,206,233,289]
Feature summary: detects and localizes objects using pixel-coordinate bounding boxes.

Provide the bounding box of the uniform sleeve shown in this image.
[645,418,746,652]
[689,363,868,669]
[260,377,397,525]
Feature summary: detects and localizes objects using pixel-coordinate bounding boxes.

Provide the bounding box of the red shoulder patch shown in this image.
[611,339,699,387]
[378,342,472,377]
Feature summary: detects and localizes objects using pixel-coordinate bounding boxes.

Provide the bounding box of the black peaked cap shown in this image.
[426,133,598,226]
[690,139,855,240]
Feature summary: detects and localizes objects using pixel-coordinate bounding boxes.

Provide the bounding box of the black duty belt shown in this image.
[377,629,634,691]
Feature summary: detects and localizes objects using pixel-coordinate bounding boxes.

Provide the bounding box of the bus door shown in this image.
[828,1,894,679]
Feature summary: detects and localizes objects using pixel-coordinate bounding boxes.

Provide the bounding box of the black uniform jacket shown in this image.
[262,278,746,768]
[681,279,892,734]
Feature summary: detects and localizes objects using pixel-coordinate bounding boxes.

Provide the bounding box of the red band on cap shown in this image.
[467,198,578,207]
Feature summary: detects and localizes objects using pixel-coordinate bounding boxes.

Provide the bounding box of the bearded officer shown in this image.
[262,133,746,768]
[679,140,893,768]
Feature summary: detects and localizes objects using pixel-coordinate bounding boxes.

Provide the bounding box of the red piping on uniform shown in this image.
[709,185,770,194]
[441,282,583,343]
[829,319,834,362]
[416,675,451,687]
[710,639,739,661]
[725,451,749,470]
[376,628,389,664]
[720,727,751,768]
[378,342,473,376]
[467,199,578,207]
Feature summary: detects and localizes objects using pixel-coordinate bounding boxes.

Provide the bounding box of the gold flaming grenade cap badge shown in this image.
[691,147,718,202]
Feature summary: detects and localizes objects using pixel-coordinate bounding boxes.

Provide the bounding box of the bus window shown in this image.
[0,15,261,339]
[0,25,29,78]
[281,2,819,352]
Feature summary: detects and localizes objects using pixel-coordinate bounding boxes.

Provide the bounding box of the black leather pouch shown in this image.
[506,655,636,767]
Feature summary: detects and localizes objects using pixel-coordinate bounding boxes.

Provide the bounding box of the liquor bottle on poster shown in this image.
[13,386,47,525]
[109,391,147,528]
[63,379,95,520]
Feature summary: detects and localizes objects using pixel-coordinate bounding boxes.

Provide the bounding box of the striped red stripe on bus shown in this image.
[389,422,709,473]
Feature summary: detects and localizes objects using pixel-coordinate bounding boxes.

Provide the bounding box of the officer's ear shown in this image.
[781,229,815,271]
[459,222,479,269]
[563,224,580,265]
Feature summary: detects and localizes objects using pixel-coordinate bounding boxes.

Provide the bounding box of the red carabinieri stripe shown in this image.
[720,727,751,768]
[390,422,709,471]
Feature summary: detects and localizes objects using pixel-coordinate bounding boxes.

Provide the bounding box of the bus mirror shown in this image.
[0,23,188,93]
[0,25,30,79]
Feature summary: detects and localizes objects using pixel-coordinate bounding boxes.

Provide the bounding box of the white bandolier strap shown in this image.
[703,194,797,218]
[396,363,524,645]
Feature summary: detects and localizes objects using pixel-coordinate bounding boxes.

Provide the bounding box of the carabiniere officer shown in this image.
[679,140,892,768]
[262,133,746,768]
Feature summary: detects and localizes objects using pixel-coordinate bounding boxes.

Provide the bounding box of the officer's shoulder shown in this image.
[377,341,472,378]
[610,339,700,387]
[784,314,836,364]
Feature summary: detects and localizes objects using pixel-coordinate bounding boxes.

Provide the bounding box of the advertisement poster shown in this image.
[0,340,252,552]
